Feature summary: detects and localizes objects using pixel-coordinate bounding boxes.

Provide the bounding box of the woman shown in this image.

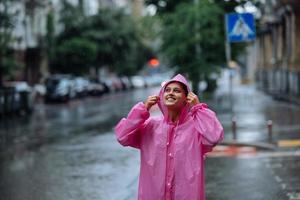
[115,74,224,200]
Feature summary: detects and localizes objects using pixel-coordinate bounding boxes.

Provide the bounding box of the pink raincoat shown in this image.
[115,74,224,200]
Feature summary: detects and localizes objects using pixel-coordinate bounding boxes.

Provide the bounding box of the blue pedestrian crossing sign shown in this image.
[226,13,256,42]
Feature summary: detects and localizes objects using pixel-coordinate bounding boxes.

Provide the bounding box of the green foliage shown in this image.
[0,0,20,83]
[145,0,189,15]
[0,56,19,77]
[54,7,152,76]
[145,0,253,15]
[139,15,161,43]
[46,7,55,62]
[83,8,152,76]
[59,0,85,31]
[161,1,224,93]
[54,38,97,75]
[145,0,251,93]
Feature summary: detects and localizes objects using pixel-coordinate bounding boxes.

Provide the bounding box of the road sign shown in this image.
[226,13,256,42]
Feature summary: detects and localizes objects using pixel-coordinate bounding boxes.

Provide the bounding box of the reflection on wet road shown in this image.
[0,133,139,200]
[0,87,159,157]
[1,84,300,200]
[0,87,160,200]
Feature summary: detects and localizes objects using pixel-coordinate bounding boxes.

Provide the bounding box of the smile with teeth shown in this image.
[167,96,176,101]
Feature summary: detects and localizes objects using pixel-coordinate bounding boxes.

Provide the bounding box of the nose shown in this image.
[166,90,175,95]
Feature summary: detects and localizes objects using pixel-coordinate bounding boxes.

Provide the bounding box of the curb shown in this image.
[272,93,300,106]
[220,140,277,150]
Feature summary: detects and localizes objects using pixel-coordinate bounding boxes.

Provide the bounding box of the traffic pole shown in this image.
[267,120,273,143]
[232,116,237,140]
[225,15,233,119]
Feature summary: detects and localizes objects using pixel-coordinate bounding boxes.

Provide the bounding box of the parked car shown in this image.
[131,75,146,88]
[101,77,122,92]
[87,80,106,96]
[73,77,90,97]
[120,76,133,90]
[45,74,76,102]
[111,76,124,91]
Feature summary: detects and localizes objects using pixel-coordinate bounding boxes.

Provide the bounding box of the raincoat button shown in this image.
[168,153,172,157]
[167,183,171,187]
[166,142,170,146]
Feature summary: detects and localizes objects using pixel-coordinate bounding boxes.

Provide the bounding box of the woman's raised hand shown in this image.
[144,95,160,110]
[187,92,200,106]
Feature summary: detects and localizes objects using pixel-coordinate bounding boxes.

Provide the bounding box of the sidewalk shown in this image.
[211,73,300,148]
[204,76,300,200]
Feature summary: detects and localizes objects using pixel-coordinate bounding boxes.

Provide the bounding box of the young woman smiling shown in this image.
[115,74,224,200]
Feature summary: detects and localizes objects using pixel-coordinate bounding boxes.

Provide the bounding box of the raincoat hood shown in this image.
[158,74,191,123]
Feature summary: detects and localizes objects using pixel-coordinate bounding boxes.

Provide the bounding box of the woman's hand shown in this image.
[187,92,200,106]
[144,95,160,110]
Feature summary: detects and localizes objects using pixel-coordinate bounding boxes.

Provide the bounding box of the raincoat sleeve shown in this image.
[191,103,224,153]
[114,102,150,149]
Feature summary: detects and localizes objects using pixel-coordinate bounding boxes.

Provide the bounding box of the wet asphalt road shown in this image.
[1,82,300,200]
[206,155,299,200]
[0,87,158,200]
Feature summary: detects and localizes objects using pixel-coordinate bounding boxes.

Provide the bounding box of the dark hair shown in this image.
[165,81,188,96]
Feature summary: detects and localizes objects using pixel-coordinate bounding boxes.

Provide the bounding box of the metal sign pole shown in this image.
[225,14,234,120]
[225,12,256,140]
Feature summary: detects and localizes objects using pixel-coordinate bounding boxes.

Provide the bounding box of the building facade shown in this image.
[255,0,300,103]
[7,0,144,84]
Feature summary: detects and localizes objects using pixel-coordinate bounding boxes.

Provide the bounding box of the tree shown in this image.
[145,0,189,14]
[78,8,152,76]
[162,1,225,94]
[59,0,85,32]
[46,3,55,68]
[0,0,19,85]
[54,38,97,75]
[99,9,152,76]
[145,0,254,94]
[145,0,254,15]
[52,0,94,75]
[53,3,151,76]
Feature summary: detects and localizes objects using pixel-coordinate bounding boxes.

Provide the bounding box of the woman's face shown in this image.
[163,82,187,110]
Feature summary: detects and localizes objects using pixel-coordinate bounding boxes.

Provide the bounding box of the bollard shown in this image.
[232,116,237,140]
[267,120,273,143]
